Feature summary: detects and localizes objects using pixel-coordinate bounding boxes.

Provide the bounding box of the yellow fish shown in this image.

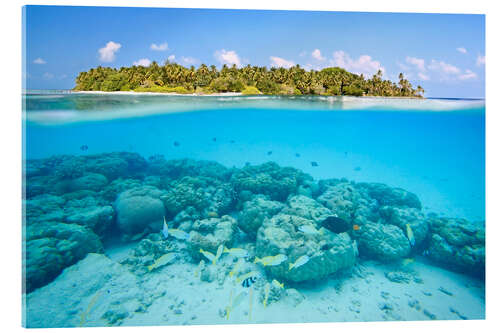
[406,224,416,247]
[168,228,191,241]
[148,252,176,271]
[214,244,224,265]
[254,254,288,266]
[263,283,270,307]
[402,258,415,266]
[236,271,259,283]
[289,255,310,271]
[199,249,216,264]
[272,279,284,289]
[226,290,247,320]
[224,247,249,258]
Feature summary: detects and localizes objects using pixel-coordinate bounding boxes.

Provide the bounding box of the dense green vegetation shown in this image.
[74,61,424,97]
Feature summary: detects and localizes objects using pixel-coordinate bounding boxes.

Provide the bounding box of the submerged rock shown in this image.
[237,195,284,238]
[231,162,312,201]
[24,222,103,293]
[357,222,411,262]
[427,217,484,279]
[358,182,422,209]
[256,213,357,282]
[25,254,146,328]
[187,215,238,260]
[379,206,429,248]
[114,186,165,237]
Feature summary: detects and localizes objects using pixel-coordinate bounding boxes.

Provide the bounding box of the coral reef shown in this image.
[427,217,485,279]
[114,186,165,238]
[230,162,312,201]
[356,222,411,262]
[187,215,238,260]
[237,195,284,238]
[24,222,103,293]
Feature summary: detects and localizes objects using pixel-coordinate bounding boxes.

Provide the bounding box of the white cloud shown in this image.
[214,49,241,67]
[42,72,54,80]
[311,49,325,61]
[428,59,461,76]
[330,51,384,77]
[269,56,295,69]
[167,55,176,62]
[476,54,485,66]
[457,47,467,54]
[133,58,152,66]
[98,41,121,62]
[406,56,426,72]
[151,42,168,51]
[458,69,478,80]
[180,56,199,66]
[417,72,430,81]
[33,57,46,64]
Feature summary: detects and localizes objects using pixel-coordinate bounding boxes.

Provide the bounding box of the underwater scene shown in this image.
[22,92,485,327]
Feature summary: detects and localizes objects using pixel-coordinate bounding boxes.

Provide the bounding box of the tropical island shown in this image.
[74,62,424,97]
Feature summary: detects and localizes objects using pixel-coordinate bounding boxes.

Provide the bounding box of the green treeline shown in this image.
[74,61,424,97]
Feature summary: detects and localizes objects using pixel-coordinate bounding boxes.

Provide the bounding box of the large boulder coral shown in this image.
[187,215,238,260]
[25,254,148,328]
[161,176,235,218]
[427,217,485,278]
[114,186,165,237]
[85,152,148,180]
[230,162,312,201]
[25,194,66,224]
[255,213,358,282]
[65,204,114,237]
[24,222,103,293]
[68,172,108,192]
[378,206,429,248]
[237,195,284,238]
[358,182,422,209]
[356,222,411,262]
[316,181,378,226]
[282,195,331,223]
[148,156,232,181]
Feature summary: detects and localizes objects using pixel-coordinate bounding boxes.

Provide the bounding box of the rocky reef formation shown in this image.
[23,152,484,296]
[426,217,485,278]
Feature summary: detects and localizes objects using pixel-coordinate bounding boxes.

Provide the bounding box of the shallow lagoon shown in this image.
[22,93,485,327]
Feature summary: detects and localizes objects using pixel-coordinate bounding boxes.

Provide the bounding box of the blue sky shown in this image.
[24,6,485,98]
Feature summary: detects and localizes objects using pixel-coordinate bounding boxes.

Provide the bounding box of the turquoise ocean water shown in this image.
[24,92,485,221]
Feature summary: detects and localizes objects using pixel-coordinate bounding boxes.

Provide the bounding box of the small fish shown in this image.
[236,271,259,283]
[263,283,270,307]
[168,228,191,241]
[194,260,205,278]
[229,258,245,278]
[354,166,362,172]
[223,247,249,258]
[212,137,217,142]
[254,254,288,266]
[148,252,176,271]
[295,153,301,158]
[267,151,273,155]
[162,217,169,239]
[227,290,247,319]
[298,224,321,235]
[272,279,284,289]
[406,223,416,247]
[173,141,180,147]
[80,145,88,151]
[241,276,258,288]
[230,140,235,144]
[402,258,415,266]
[207,211,219,218]
[214,244,224,265]
[289,255,310,271]
[353,224,361,231]
[199,249,216,264]
[344,151,348,156]
[311,161,319,167]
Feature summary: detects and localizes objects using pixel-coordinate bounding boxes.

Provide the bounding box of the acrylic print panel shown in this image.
[22,5,485,328]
